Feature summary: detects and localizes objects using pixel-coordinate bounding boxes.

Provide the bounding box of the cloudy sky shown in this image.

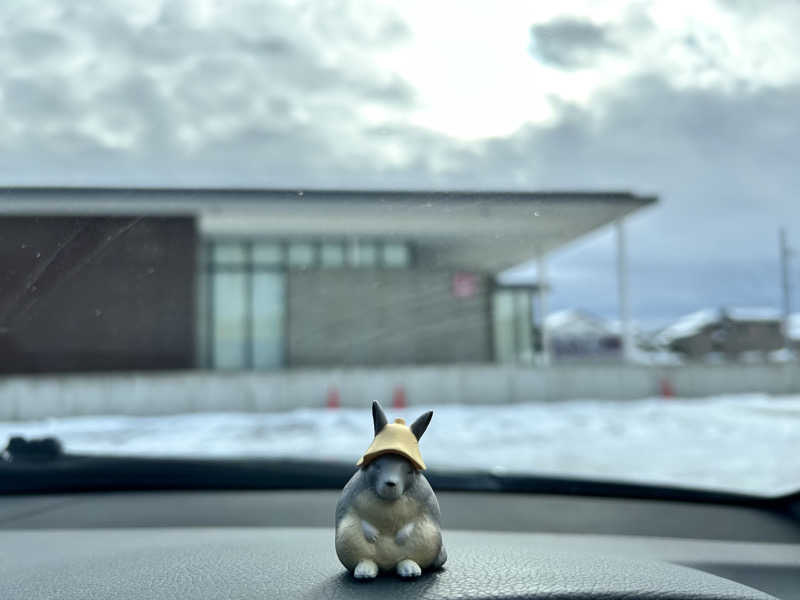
[1,0,799,327]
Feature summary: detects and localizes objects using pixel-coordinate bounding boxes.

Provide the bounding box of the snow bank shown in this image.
[2,394,798,496]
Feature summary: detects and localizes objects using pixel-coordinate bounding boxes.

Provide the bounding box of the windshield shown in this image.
[0,1,798,497]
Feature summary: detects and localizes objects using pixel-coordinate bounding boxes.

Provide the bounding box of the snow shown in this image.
[654,309,720,345]
[2,394,799,496]
[726,307,782,322]
[768,348,796,363]
[545,309,612,337]
[789,313,800,341]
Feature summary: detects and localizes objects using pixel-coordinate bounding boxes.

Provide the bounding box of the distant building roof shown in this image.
[655,307,785,346]
[654,309,720,345]
[726,307,782,322]
[545,309,615,338]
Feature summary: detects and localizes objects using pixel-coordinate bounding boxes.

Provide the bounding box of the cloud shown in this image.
[0,0,417,173]
[0,1,799,324]
[484,74,800,323]
[530,17,623,69]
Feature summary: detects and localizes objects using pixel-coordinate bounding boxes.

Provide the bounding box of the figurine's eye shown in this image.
[407,469,413,475]
[374,464,381,471]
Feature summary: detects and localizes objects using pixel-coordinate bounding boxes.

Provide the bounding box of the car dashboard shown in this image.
[1,490,798,599]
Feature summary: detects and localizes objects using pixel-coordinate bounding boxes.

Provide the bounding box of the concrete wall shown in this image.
[287,269,491,366]
[1,364,798,420]
[0,217,196,374]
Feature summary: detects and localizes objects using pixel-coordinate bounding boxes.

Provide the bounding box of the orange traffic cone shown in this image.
[326,386,341,409]
[392,386,407,409]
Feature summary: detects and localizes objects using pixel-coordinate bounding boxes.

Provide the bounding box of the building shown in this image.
[653,307,785,360]
[545,309,622,362]
[0,188,655,374]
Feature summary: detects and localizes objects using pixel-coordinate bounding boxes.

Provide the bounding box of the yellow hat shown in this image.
[357,417,427,470]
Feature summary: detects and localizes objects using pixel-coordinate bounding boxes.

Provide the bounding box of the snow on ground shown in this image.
[2,394,799,496]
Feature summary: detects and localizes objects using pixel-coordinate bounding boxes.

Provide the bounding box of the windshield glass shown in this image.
[1,1,798,497]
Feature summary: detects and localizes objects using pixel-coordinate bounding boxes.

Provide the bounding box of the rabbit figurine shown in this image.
[335,401,447,579]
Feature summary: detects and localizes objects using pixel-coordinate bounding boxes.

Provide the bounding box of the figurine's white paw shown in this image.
[361,520,379,543]
[395,522,414,545]
[396,559,422,578]
[354,559,378,579]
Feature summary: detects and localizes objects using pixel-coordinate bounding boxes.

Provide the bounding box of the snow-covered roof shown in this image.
[654,306,786,346]
[727,307,782,322]
[545,309,615,338]
[654,309,721,345]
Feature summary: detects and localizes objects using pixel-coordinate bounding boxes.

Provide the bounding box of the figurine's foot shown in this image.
[353,559,379,579]
[396,559,422,578]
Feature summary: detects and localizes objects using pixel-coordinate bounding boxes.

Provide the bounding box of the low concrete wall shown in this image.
[1,364,799,421]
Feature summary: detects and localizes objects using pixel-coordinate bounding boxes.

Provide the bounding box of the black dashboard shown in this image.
[1,490,798,599]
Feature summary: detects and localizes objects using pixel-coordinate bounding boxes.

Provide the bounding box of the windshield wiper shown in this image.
[1,437,797,515]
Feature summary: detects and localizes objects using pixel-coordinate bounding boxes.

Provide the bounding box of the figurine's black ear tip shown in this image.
[371,401,388,435]
[410,410,433,440]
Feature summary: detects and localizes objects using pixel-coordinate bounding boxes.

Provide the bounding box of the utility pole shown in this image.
[779,228,792,352]
[537,254,550,366]
[616,219,632,362]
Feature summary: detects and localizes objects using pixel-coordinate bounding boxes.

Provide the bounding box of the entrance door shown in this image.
[207,241,285,370]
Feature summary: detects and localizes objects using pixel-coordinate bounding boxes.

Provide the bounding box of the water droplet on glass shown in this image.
[35,252,41,258]
[94,309,103,317]
[533,211,540,217]
[297,190,304,197]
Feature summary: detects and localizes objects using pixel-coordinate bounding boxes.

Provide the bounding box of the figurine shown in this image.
[335,401,447,579]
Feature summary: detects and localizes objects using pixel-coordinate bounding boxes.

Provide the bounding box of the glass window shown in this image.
[492,290,516,363]
[320,242,345,267]
[212,242,246,265]
[252,242,282,266]
[358,243,377,266]
[492,288,534,364]
[383,243,410,267]
[348,240,377,266]
[212,272,247,369]
[252,273,285,369]
[514,291,534,364]
[288,242,314,268]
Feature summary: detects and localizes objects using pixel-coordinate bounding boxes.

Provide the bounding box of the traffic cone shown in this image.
[392,386,407,409]
[326,386,341,409]
[660,378,674,399]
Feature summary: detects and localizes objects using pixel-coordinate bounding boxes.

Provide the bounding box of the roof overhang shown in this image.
[0,188,656,272]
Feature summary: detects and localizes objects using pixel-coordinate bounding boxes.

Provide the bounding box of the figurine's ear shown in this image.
[410,410,433,440]
[372,401,388,435]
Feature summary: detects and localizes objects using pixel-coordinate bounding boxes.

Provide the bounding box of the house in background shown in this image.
[0,188,655,374]
[545,309,622,362]
[654,308,785,361]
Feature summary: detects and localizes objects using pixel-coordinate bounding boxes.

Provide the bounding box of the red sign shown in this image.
[452,272,479,298]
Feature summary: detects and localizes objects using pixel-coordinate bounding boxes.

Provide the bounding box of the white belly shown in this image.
[335,490,441,571]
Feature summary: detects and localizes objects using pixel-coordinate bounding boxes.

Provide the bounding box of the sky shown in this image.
[1,0,799,328]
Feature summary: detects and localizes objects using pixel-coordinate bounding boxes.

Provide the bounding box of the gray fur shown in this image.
[335,456,443,533]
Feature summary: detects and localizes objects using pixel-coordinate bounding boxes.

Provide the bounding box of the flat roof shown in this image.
[0,187,656,271]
